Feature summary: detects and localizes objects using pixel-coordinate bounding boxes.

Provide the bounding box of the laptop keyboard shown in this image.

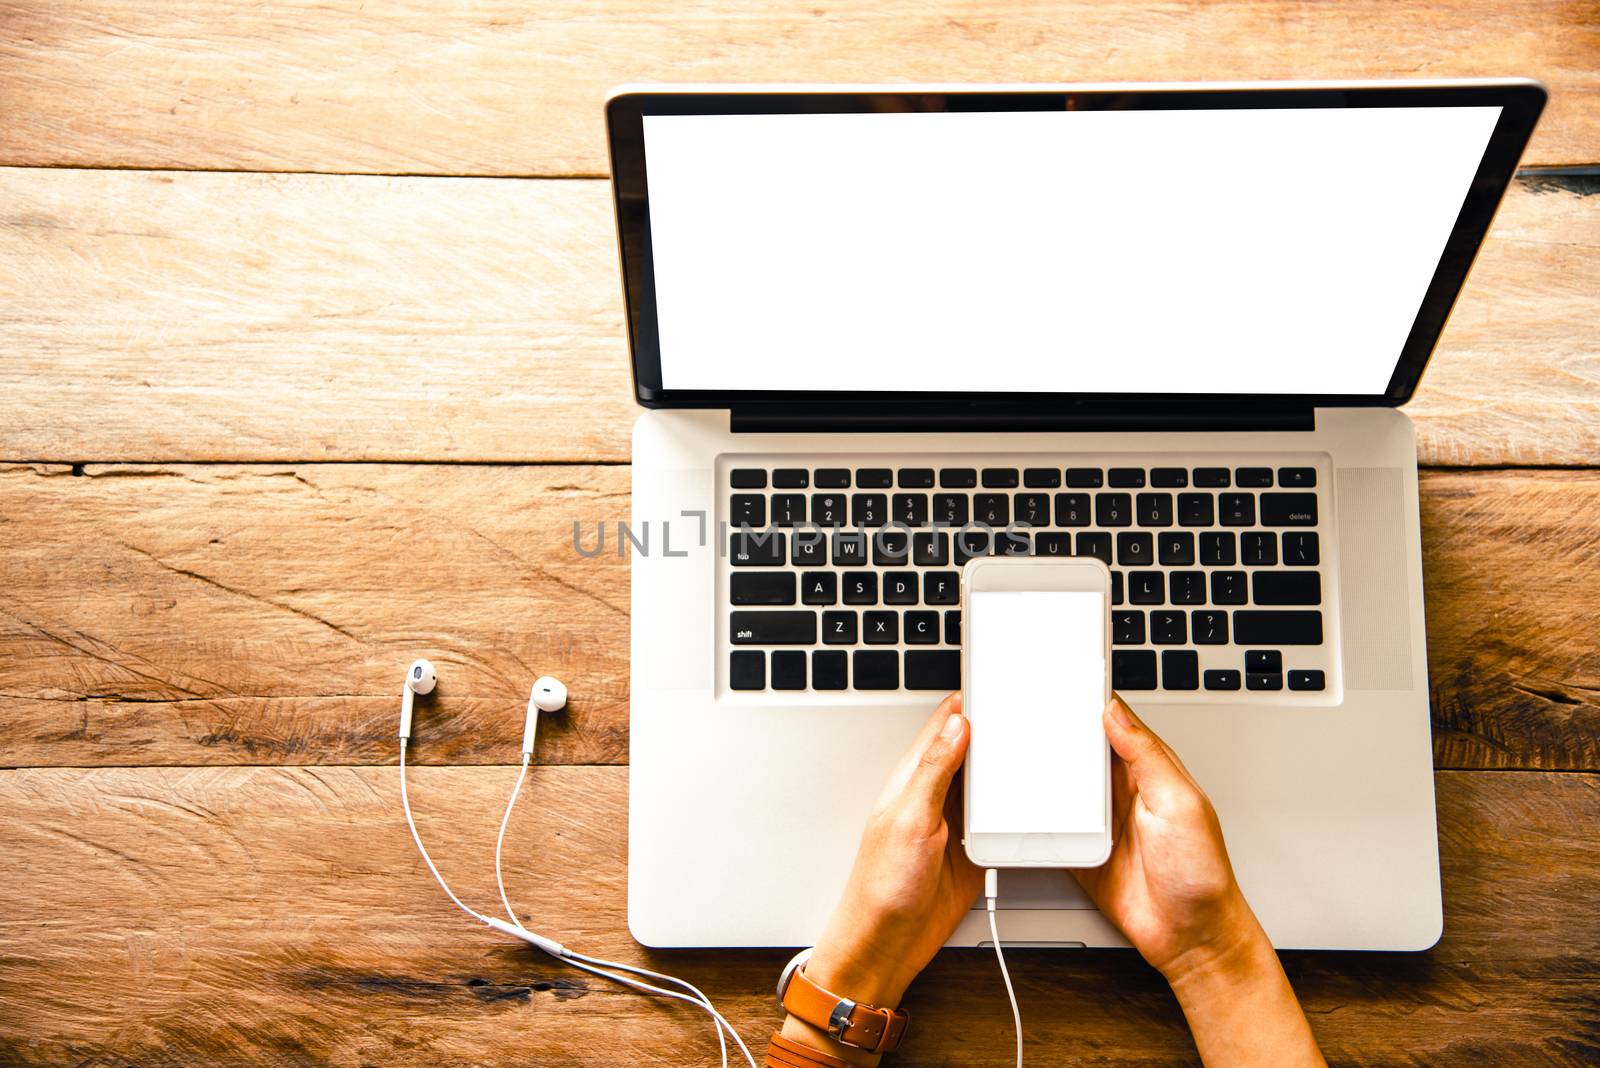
[723,458,1334,696]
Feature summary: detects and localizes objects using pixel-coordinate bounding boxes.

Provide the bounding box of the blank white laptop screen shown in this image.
[640,106,1501,394]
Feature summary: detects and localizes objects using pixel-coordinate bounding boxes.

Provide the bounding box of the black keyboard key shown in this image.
[898,468,935,488]
[730,650,765,690]
[1151,467,1189,488]
[893,493,929,527]
[1128,570,1164,605]
[773,469,809,488]
[924,571,960,605]
[1192,610,1229,645]
[1096,493,1132,527]
[883,572,918,605]
[771,494,807,526]
[864,611,898,644]
[1024,468,1062,488]
[832,531,868,567]
[730,611,816,645]
[1151,611,1187,645]
[1233,611,1323,645]
[823,611,858,645]
[998,531,1032,556]
[1066,468,1104,488]
[853,650,899,690]
[913,531,950,566]
[1159,532,1196,566]
[1113,610,1146,645]
[1283,532,1320,566]
[801,572,837,605]
[814,468,851,489]
[981,468,1019,488]
[856,468,892,488]
[729,494,766,528]
[1247,673,1283,691]
[1252,572,1321,605]
[1241,532,1277,566]
[1170,570,1206,605]
[852,493,888,527]
[905,611,940,645]
[1278,467,1317,488]
[933,493,969,526]
[842,572,877,605]
[729,531,785,566]
[1162,650,1199,690]
[730,469,767,489]
[905,650,961,690]
[1075,532,1112,564]
[1260,493,1318,527]
[732,573,796,605]
[1236,467,1273,487]
[1200,531,1236,566]
[1178,493,1215,527]
[771,651,806,690]
[944,610,961,646]
[1193,467,1230,488]
[939,468,977,488]
[1055,492,1092,526]
[1117,532,1154,566]
[1211,570,1247,605]
[973,493,1010,526]
[1014,492,1052,527]
[1034,531,1072,557]
[1219,493,1255,526]
[812,651,847,690]
[1246,650,1283,674]
[872,531,910,567]
[1112,650,1158,690]
[791,530,827,567]
[811,493,847,526]
[1136,492,1174,527]
[1111,571,1124,606]
[1109,467,1146,488]
[1288,669,1326,691]
[954,529,995,565]
[1204,669,1241,691]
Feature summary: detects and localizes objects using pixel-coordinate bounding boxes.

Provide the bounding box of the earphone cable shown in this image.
[986,869,1023,1068]
[399,738,494,926]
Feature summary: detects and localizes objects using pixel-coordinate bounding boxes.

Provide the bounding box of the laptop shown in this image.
[610,80,1544,950]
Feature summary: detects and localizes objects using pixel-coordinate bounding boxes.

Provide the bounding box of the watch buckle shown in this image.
[826,998,857,1042]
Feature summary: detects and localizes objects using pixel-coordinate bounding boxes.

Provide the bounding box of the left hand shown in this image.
[801,693,983,1011]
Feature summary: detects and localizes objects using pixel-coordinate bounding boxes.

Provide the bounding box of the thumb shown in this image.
[1102,693,1186,800]
[903,709,969,819]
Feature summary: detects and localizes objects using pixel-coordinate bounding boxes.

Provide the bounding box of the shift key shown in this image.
[730,611,817,645]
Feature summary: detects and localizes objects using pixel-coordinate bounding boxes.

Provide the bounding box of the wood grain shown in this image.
[0,1,1596,176]
[0,765,1593,1066]
[2,168,1597,467]
[1,462,1596,771]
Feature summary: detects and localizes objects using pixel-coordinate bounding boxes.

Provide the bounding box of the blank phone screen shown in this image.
[967,589,1106,834]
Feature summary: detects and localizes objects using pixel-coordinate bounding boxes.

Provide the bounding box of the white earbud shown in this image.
[398,658,437,740]
[523,676,567,756]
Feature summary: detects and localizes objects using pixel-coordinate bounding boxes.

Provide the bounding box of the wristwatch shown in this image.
[775,948,911,1055]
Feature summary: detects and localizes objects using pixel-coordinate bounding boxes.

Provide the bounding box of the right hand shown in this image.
[1072,694,1268,984]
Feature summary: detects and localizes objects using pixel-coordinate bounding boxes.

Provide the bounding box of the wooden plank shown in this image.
[1,463,1596,771]
[2,168,1597,466]
[0,765,1593,1065]
[0,1,1595,175]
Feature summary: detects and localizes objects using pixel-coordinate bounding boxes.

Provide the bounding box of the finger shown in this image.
[1102,693,1192,810]
[903,708,969,821]
[874,693,963,808]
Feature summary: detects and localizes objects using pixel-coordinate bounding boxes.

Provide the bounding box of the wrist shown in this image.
[1161,899,1278,1004]
[803,940,918,1009]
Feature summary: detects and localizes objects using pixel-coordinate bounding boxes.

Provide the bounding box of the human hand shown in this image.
[1073,693,1265,985]
[803,693,984,1011]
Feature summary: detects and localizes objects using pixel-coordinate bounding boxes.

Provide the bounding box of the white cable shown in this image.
[487,749,753,1068]
[986,869,1023,1068]
[400,739,495,926]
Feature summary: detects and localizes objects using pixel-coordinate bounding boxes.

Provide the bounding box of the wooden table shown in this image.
[1,4,1597,1064]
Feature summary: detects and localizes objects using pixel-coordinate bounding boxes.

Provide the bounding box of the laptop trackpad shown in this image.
[976,867,1097,910]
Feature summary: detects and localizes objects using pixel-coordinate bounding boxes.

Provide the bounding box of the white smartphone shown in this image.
[961,556,1114,869]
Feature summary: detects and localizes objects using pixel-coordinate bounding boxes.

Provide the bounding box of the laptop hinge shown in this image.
[730,404,1315,435]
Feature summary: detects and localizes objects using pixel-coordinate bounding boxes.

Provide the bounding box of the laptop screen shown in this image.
[640,107,1499,394]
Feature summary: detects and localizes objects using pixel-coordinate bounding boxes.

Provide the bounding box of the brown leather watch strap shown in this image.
[765,1032,855,1068]
[780,965,910,1055]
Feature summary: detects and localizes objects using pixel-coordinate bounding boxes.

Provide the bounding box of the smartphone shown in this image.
[961,557,1113,868]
